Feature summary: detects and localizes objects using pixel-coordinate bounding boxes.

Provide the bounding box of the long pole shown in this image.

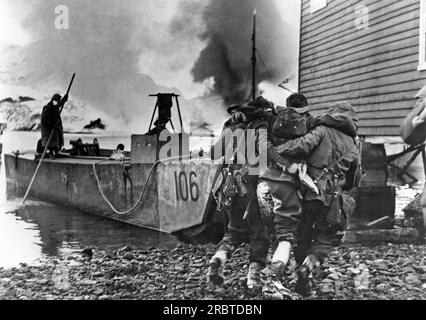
[22,73,76,204]
[251,9,257,100]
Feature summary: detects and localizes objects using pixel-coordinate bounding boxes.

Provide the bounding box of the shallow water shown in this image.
[0,132,189,269]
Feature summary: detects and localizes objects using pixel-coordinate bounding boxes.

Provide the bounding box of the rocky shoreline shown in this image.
[1,243,426,300]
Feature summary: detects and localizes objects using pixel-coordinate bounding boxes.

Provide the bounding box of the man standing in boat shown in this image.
[40,93,68,159]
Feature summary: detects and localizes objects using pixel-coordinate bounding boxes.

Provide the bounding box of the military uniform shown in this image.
[257,162,300,247]
[208,98,290,288]
[399,87,426,232]
[422,185,426,230]
[255,96,312,280]
[400,86,426,146]
[214,109,273,267]
[276,121,360,264]
[256,106,307,251]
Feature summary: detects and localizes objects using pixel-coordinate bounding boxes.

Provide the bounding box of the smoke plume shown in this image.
[6,0,210,132]
[191,0,293,104]
[2,0,299,133]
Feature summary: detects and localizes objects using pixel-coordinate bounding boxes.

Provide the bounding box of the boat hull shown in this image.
[4,153,221,234]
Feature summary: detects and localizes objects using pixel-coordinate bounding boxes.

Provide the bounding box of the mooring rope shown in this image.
[92,154,207,216]
[92,159,159,216]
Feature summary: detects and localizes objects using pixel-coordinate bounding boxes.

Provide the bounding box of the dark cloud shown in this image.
[6,0,296,130]
[191,0,293,104]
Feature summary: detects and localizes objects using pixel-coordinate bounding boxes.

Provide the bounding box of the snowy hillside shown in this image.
[0,43,119,133]
[0,96,90,132]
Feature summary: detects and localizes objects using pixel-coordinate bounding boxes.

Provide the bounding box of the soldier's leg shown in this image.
[309,201,344,264]
[294,201,321,296]
[208,196,250,286]
[295,200,344,296]
[244,182,269,265]
[247,207,269,266]
[422,183,426,230]
[266,180,302,277]
[256,180,276,244]
[246,195,269,290]
[294,205,316,266]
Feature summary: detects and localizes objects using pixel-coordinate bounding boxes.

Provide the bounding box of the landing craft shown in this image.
[4,9,266,243]
[4,93,225,243]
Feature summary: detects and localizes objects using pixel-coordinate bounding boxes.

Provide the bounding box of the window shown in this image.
[419,0,426,70]
[310,0,327,14]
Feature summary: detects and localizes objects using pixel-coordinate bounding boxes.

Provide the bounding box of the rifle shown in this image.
[22,73,76,204]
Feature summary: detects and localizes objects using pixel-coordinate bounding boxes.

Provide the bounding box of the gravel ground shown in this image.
[1,243,426,300]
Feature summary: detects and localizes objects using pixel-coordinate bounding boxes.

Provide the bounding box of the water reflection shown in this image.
[0,131,214,269]
[1,166,178,269]
[18,202,177,255]
[0,203,42,269]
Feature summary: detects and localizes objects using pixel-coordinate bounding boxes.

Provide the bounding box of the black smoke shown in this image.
[191,0,292,104]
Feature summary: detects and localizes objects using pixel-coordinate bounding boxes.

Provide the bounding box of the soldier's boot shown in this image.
[247,262,262,294]
[270,261,287,280]
[261,264,300,300]
[295,254,320,297]
[206,251,227,286]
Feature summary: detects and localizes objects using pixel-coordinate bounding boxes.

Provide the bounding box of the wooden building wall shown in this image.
[299,0,426,136]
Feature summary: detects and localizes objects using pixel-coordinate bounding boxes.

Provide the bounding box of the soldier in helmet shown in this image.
[207,97,291,293]
[40,93,68,159]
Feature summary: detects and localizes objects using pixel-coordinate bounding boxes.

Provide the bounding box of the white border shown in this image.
[418,0,426,70]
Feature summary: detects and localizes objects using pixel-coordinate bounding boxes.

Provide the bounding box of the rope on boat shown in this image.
[93,159,159,216]
[92,154,201,216]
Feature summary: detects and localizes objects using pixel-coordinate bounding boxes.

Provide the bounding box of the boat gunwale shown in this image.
[4,152,129,165]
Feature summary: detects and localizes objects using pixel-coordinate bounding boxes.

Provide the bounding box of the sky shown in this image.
[0,0,301,131]
[0,1,31,45]
[0,0,301,95]
[0,1,300,46]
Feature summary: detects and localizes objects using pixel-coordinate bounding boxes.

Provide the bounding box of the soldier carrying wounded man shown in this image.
[206,94,362,298]
[207,96,291,293]
[258,95,362,297]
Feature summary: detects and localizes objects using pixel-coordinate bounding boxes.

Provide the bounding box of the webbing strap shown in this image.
[313,150,354,184]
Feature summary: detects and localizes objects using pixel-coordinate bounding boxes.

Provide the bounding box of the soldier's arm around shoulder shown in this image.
[276,125,327,158]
